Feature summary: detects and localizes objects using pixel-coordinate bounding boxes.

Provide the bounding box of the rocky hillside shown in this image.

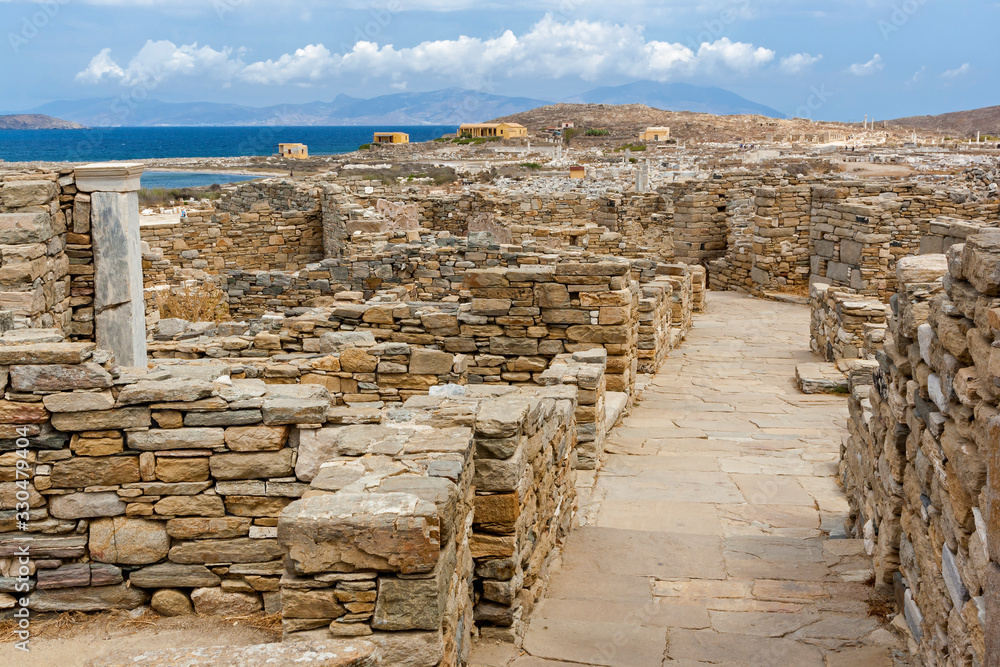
[490,103,872,143]
[0,114,85,130]
[891,106,1000,138]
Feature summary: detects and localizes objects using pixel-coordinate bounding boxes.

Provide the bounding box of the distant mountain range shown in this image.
[0,114,85,130]
[891,105,1000,139]
[20,82,787,127]
[567,82,785,118]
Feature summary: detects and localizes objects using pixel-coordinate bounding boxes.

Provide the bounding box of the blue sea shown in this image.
[140,172,261,189]
[0,126,455,163]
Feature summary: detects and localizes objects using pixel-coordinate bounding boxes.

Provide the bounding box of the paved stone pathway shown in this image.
[471,293,911,667]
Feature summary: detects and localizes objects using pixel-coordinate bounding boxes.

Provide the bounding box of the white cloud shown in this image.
[848,53,884,76]
[941,63,970,78]
[779,52,822,74]
[75,47,124,84]
[78,40,243,87]
[76,15,796,89]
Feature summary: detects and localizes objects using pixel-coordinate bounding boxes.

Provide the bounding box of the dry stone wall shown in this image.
[0,328,580,666]
[842,247,1000,665]
[0,170,76,334]
[809,283,888,362]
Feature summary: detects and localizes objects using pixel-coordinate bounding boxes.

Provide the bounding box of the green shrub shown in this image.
[520,163,542,170]
[358,143,372,150]
[585,129,610,136]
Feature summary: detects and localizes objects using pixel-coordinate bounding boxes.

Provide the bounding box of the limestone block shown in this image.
[408,348,455,375]
[168,538,283,564]
[50,456,140,487]
[89,517,170,565]
[191,587,262,615]
[50,407,150,432]
[279,493,440,575]
[224,425,289,451]
[49,492,127,519]
[116,378,215,405]
[130,563,222,588]
[127,428,225,451]
[0,212,54,244]
[10,363,112,392]
[28,583,148,612]
[210,450,294,480]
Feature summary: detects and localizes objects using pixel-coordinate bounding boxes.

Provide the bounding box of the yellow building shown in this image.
[459,122,528,139]
[278,143,309,159]
[569,166,586,179]
[639,127,671,142]
[373,132,410,144]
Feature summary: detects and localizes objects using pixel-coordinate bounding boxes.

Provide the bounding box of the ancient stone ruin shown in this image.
[0,154,997,665]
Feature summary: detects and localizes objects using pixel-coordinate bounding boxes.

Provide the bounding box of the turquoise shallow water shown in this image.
[0,125,454,162]
[139,172,260,189]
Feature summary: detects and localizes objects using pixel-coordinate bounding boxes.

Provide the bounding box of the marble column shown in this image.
[74,163,146,367]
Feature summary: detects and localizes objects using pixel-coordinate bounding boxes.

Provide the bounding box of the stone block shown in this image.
[89,517,170,565]
[279,493,440,575]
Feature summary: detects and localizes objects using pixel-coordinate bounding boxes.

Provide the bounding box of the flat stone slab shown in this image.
[89,640,378,667]
[795,363,848,394]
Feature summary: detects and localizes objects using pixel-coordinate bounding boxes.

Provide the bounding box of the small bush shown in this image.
[156,283,230,323]
[616,143,647,152]
[585,129,610,136]
[139,188,221,208]
[358,143,372,151]
[520,162,543,170]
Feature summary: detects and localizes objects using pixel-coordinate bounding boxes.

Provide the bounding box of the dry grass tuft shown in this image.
[156,283,230,323]
[867,591,897,622]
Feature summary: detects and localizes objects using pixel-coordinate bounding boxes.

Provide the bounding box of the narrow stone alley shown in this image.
[472,292,911,667]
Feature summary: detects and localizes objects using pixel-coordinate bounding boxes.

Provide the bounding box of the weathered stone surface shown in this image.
[156,457,210,483]
[50,407,150,431]
[117,378,216,405]
[0,534,87,558]
[476,399,530,438]
[184,410,262,427]
[42,390,116,413]
[89,517,170,565]
[279,493,440,575]
[150,589,193,616]
[49,491,126,519]
[166,516,252,539]
[10,363,113,392]
[169,538,283,564]
[153,495,226,517]
[50,456,140,487]
[210,450,294,480]
[225,495,293,517]
[408,349,455,375]
[262,397,330,425]
[339,348,378,373]
[0,342,94,365]
[295,428,344,482]
[91,189,147,367]
[190,587,262,615]
[282,588,347,619]
[0,481,45,509]
[130,563,222,588]
[224,425,289,451]
[37,563,92,589]
[0,400,48,424]
[373,575,447,631]
[0,212,54,244]
[128,428,225,451]
[28,583,149,612]
[89,640,379,667]
[366,631,444,667]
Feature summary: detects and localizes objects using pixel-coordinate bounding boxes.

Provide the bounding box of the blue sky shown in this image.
[1,0,995,121]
